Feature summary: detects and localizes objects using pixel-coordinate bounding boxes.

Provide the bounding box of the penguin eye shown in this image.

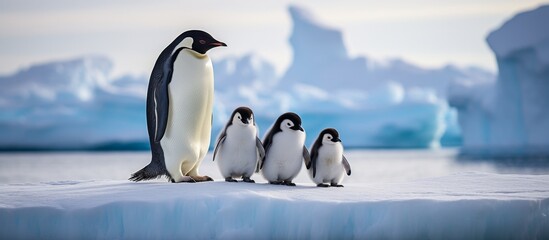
[327,136,332,139]
[287,122,291,126]
[199,40,206,44]
[237,116,241,119]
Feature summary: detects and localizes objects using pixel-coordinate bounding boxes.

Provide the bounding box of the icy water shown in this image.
[1,149,548,184]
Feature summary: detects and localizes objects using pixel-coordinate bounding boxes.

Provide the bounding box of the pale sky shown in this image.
[1,0,547,77]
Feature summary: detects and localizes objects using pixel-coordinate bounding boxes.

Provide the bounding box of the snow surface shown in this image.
[1,173,549,239]
[1,150,548,239]
[0,5,495,150]
[450,5,549,158]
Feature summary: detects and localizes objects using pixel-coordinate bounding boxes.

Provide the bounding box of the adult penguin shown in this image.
[130,30,226,183]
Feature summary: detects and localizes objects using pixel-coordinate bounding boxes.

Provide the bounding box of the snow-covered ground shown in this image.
[1,150,548,239]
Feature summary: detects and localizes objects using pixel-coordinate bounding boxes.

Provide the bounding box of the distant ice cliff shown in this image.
[449,5,549,158]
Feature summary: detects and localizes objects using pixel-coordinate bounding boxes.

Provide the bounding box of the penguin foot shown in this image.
[283,181,296,186]
[191,175,214,182]
[331,183,344,187]
[242,177,255,183]
[269,181,283,185]
[317,183,330,188]
[173,176,197,183]
[225,177,238,182]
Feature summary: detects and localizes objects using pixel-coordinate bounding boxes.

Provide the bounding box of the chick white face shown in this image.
[322,133,341,145]
[276,112,304,133]
[281,119,294,131]
[232,112,253,126]
[280,119,304,132]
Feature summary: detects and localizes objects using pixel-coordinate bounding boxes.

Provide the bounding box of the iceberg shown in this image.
[214,53,278,91]
[0,5,496,150]
[0,56,148,150]
[281,6,493,97]
[212,5,490,148]
[449,5,549,158]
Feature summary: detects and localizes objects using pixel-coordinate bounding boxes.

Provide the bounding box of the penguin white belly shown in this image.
[217,126,258,178]
[262,131,305,181]
[161,50,214,182]
[310,145,345,184]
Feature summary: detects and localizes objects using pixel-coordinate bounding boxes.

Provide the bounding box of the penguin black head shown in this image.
[318,128,341,144]
[276,112,304,132]
[176,30,227,55]
[230,106,254,126]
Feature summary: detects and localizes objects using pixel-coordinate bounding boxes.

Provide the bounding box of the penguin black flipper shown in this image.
[256,137,265,161]
[303,145,311,171]
[260,127,277,170]
[254,137,265,173]
[213,134,226,161]
[342,155,351,176]
[153,71,170,143]
[154,48,186,142]
[309,136,322,178]
[212,108,233,162]
[311,148,318,178]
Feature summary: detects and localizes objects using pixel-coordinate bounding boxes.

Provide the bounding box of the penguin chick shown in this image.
[308,128,351,187]
[259,112,310,186]
[213,107,265,183]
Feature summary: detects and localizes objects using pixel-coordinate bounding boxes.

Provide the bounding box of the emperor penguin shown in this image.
[213,107,265,183]
[308,128,351,187]
[130,30,226,183]
[258,112,310,186]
